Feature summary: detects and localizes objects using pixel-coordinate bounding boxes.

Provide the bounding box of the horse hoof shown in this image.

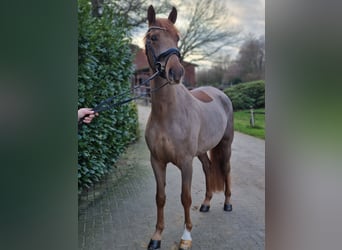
[179,239,192,250]
[199,204,210,212]
[147,239,161,250]
[224,203,232,212]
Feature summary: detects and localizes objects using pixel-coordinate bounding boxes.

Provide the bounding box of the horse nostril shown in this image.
[168,67,184,83]
[168,69,174,79]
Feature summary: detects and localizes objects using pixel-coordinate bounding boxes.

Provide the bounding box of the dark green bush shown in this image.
[78,0,139,192]
[224,80,265,110]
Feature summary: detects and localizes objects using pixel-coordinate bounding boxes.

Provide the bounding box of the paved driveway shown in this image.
[79,104,265,250]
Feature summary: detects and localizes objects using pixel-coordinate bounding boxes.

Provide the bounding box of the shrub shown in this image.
[224,80,265,110]
[78,0,139,192]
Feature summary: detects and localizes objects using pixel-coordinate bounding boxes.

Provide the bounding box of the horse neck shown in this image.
[150,76,179,117]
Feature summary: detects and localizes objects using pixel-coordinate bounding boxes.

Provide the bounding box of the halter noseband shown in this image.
[145,26,181,78]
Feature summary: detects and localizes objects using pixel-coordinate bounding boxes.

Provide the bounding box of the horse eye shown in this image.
[151,35,158,41]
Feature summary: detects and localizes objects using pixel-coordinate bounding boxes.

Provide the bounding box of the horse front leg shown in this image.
[179,159,193,250]
[148,156,166,250]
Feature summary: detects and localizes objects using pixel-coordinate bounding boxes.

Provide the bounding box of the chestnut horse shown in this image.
[144,5,234,250]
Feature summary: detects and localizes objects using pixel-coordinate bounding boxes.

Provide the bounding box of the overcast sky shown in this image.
[227,0,265,38]
[133,0,265,66]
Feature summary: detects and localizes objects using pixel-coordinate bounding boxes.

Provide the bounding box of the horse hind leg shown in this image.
[223,144,233,212]
[198,153,213,212]
[209,136,233,212]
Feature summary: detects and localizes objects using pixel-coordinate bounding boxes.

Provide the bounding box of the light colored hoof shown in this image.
[178,239,192,250]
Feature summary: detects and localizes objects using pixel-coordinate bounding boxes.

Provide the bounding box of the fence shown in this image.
[248,107,265,127]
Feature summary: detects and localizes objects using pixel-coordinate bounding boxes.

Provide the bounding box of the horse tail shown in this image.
[209,111,233,192]
[209,140,231,192]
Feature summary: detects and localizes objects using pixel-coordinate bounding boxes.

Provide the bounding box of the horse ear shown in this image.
[168,7,177,24]
[147,5,156,25]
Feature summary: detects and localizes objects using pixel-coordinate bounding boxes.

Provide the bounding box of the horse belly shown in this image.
[196,106,228,154]
[197,130,225,155]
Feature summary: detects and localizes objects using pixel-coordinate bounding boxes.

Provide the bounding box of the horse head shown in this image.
[145,5,184,84]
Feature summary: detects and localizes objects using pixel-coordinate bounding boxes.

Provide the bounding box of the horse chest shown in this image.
[145,122,193,162]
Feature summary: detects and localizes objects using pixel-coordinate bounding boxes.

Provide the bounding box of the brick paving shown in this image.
[78,104,265,250]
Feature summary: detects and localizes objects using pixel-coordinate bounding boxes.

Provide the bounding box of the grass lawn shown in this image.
[233,108,265,139]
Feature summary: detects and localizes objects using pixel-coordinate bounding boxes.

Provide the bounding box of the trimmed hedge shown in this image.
[224,80,265,110]
[78,0,139,191]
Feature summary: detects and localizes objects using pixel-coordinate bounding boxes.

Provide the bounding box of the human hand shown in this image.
[78,108,98,124]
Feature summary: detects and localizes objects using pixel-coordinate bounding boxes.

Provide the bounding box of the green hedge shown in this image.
[78,0,139,192]
[224,80,265,110]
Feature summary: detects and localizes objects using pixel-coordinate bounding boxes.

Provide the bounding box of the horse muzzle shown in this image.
[165,55,184,84]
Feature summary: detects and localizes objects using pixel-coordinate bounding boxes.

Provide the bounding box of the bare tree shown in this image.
[107,0,240,64]
[100,0,172,27]
[177,0,241,63]
[225,62,243,84]
[236,35,265,81]
[197,55,238,87]
[92,0,241,65]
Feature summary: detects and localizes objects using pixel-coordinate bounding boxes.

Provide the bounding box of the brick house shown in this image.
[132,48,197,89]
